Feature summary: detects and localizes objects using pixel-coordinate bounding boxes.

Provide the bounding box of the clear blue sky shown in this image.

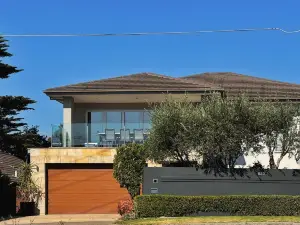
[1,0,300,136]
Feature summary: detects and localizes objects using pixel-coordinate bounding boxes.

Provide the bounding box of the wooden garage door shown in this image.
[47,166,130,214]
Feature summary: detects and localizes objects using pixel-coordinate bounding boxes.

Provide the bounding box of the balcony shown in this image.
[51,122,151,147]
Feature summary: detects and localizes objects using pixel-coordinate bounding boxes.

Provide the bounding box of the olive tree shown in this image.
[145,96,203,167]
[145,94,264,172]
[198,94,264,173]
[145,93,300,172]
[259,101,300,169]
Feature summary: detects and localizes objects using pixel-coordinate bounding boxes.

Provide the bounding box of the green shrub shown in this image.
[113,143,147,198]
[134,195,300,218]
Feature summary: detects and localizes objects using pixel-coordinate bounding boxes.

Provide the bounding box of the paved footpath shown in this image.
[0,214,119,225]
[11,222,298,225]
[6,223,113,225]
[2,218,300,225]
[17,223,112,225]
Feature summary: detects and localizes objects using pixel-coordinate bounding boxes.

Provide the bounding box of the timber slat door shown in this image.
[47,168,130,214]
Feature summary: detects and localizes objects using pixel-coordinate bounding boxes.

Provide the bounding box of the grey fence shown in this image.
[143,167,300,196]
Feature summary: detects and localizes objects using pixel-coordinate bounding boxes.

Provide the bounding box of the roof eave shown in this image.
[44,89,224,96]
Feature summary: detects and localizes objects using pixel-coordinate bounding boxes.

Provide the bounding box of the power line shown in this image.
[1,27,300,37]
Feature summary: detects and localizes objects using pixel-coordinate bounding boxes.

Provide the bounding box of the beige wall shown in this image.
[29,147,161,215]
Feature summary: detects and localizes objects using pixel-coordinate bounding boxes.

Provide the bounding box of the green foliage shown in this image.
[13,126,51,158]
[0,96,36,158]
[199,94,264,173]
[145,96,199,166]
[146,94,265,172]
[0,37,22,79]
[0,36,48,160]
[258,101,300,168]
[113,143,147,198]
[134,195,300,218]
[20,126,51,149]
[16,162,43,203]
[2,126,51,159]
[145,93,300,171]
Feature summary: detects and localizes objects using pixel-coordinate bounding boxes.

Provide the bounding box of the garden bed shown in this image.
[134,195,300,218]
[118,216,300,224]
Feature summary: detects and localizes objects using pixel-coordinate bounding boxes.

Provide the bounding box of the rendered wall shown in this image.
[143,167,300,196]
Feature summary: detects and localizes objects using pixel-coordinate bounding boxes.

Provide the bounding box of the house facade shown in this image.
[30,72,300,215]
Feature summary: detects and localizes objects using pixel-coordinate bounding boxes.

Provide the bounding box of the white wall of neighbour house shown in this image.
[236,117,300,169]
[236,150,300,169]
[190,149,299,169]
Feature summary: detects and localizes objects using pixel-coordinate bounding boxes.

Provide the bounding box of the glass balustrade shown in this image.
[51,122,151,147]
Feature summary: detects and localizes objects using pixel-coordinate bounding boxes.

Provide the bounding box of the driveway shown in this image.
[0,214,120,225]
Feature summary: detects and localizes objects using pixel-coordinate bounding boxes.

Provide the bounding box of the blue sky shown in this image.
[1,0,300,136]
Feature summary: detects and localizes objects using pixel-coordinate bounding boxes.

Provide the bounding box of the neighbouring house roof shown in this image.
[0,151,23,183]
[44,72,222,94]
[184,72,300,100]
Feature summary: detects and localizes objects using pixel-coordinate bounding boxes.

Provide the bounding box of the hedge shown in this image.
[134,195,300,218]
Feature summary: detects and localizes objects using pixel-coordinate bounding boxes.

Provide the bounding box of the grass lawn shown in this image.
[117,216,300,224]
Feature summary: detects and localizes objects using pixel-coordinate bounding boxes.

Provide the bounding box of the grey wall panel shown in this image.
[143,167,300,196]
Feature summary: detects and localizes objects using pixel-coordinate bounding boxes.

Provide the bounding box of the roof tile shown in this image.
[44,72,221,93]
[0,151,23,182]
[184,72,300,100]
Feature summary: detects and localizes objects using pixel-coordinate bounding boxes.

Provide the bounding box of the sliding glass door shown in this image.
[124,112,143,131]
[88,110,150,131]
[107,111,123,130]
[88,112,105,143]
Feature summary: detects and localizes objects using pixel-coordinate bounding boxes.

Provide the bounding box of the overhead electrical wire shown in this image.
[1,27,300,37]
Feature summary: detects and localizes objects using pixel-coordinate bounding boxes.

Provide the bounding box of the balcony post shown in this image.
[63,97,74,147]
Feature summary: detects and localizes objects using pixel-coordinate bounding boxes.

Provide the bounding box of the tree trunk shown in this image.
[269,152,276,169]
[276,154,285,169]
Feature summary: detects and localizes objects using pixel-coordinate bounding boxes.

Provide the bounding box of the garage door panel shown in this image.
[48,170,116,181]
[49,203,121,214]
[49,200,127,208]
[49,189,126,194]
[48,179,120,187]
[49,193,129,201]
[49,196,128,206]
[49,177,118,182]
[49,189,127,195]
[48,181,122,192]
[47,167,130,214]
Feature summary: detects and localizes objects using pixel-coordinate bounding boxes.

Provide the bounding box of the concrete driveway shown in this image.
[0,214,120,225]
